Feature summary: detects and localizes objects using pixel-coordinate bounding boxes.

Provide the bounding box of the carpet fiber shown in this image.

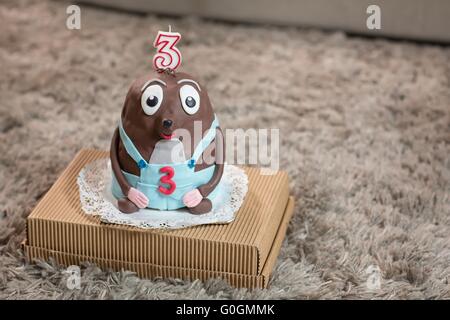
[0,0,449,299]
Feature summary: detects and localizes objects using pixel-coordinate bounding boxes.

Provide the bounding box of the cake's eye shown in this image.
[141,84,163,115]
[179,85,200,115]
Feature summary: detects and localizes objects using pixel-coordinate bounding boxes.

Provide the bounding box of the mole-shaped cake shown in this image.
[110,31,224,215]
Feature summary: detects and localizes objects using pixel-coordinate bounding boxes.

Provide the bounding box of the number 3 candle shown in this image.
[153,26,182,71]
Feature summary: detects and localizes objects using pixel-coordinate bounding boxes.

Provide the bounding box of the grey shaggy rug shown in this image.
[0,0,449,299]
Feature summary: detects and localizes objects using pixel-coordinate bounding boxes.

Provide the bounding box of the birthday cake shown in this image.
[74,28,247,229]
[106,29,232,218]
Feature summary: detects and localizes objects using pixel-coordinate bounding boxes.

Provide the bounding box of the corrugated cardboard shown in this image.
[23,149,294,288]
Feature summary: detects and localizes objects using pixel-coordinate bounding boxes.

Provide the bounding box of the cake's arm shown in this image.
[198,127,225,198]
[110,127,131,196]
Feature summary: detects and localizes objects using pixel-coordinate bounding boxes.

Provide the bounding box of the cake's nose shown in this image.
[162,119,173,128]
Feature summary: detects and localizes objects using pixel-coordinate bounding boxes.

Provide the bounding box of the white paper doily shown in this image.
[77,158,248,229]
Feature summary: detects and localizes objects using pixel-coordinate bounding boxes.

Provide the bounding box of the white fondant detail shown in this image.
[177,79,201,92]
[141,84,163,115]
[141,79,167,92]
[179,84,200,115]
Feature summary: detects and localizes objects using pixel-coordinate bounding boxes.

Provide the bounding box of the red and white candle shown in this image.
[153,26,182,71]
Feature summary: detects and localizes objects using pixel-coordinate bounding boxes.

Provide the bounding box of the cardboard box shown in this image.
[23,149,294,288]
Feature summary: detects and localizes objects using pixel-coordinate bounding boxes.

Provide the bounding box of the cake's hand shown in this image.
[127,187,149,209]
[183,189,203,208]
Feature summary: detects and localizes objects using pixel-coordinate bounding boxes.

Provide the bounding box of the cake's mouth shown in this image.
[160,132,174,140]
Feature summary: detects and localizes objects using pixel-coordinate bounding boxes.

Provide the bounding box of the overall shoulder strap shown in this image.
[118,121,148,168]
[190,115,219,163]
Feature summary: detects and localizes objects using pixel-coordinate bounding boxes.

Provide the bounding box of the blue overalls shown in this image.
[111,116,220,210]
